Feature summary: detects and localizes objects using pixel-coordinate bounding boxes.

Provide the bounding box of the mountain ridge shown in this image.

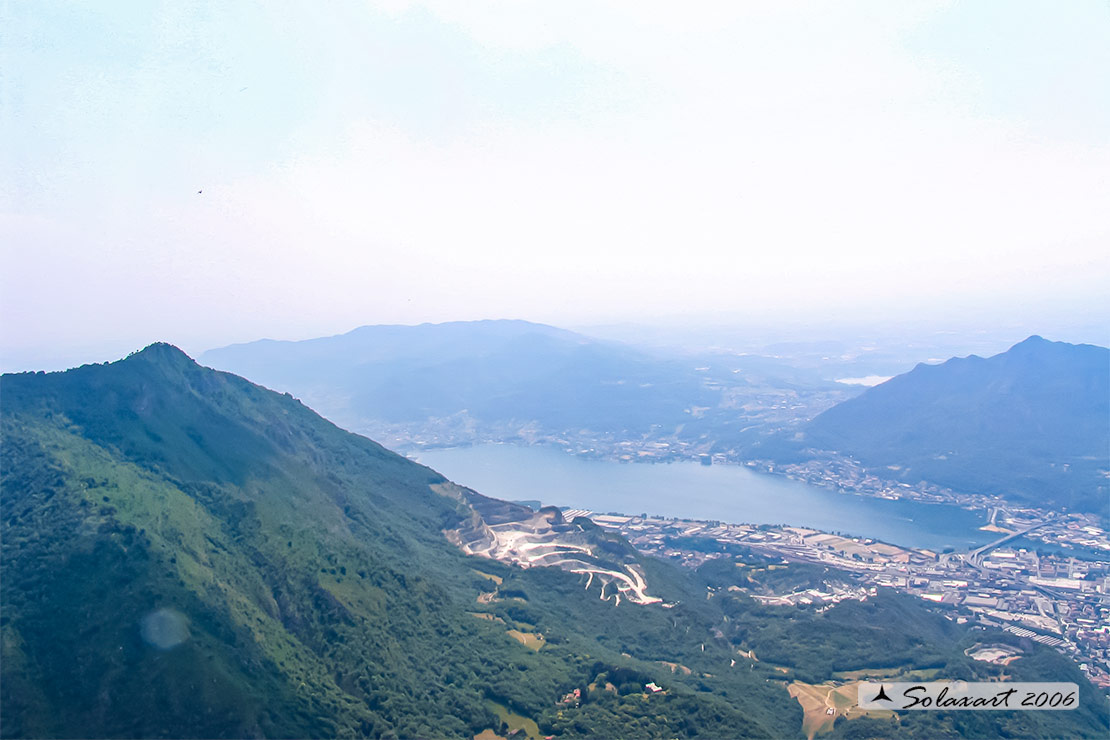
[787,335,1109,512]
[0,342,797,738]
[4,343,1106,738]
[199,320,725,438]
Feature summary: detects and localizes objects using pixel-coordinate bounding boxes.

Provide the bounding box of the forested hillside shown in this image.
[767,336,1109,513]
[1,345,1105,738]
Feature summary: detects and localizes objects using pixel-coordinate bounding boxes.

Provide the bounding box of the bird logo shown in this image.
[870,684,893,703]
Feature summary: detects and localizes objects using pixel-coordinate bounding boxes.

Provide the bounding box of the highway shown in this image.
[965,522,1048,567]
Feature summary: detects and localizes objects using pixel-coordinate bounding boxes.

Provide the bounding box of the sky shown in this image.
[2,0,1109,370]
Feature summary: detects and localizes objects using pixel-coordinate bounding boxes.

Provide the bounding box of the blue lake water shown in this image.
[417,444,994,552]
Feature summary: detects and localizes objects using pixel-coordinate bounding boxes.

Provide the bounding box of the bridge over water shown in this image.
[965,522,1048,567]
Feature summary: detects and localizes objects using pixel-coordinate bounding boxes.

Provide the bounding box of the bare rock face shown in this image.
[436,482,661,606]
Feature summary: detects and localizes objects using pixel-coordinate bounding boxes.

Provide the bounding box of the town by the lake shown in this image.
[571,506,1110,693]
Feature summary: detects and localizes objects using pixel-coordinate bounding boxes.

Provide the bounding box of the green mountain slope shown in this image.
[2,345,498,737]
[2,345,1105,738]
[0,344,796,738]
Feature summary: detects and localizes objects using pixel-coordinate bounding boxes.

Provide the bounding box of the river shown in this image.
[417,444,995,552]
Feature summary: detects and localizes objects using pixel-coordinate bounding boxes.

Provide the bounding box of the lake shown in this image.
[417,444,994,552]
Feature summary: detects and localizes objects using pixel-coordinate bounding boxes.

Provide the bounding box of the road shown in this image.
[965,522,1048,567]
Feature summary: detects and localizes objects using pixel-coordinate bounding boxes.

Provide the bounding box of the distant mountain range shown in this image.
[4,344,1105,738]
[202,324,1109,514]
[201,320,850,451]
[769,336,1109,513]
[202,320,712,433]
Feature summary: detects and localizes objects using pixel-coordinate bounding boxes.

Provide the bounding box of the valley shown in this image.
[206,325,1109,522]
[7,1,1108,736]
[588,510,1110,691]
[3,344,1106,738]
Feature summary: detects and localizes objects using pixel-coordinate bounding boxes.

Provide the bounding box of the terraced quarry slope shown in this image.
[442,483,661,605]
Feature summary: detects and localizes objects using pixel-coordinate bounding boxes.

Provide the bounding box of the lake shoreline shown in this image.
[415,443,994,552]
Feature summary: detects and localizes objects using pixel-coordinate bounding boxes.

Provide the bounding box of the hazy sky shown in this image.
[3,1,1108,369]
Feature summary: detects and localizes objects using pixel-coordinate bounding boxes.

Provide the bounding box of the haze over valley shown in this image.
[203,322,1109,513]
[200,319,858,460]
[4,340,1108,739]
[3,1,1109,738]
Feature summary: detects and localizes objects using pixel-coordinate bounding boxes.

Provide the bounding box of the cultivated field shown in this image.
[788,680,895,739]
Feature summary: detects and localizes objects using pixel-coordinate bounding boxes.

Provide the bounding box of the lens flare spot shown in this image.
[140,608,189,650]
